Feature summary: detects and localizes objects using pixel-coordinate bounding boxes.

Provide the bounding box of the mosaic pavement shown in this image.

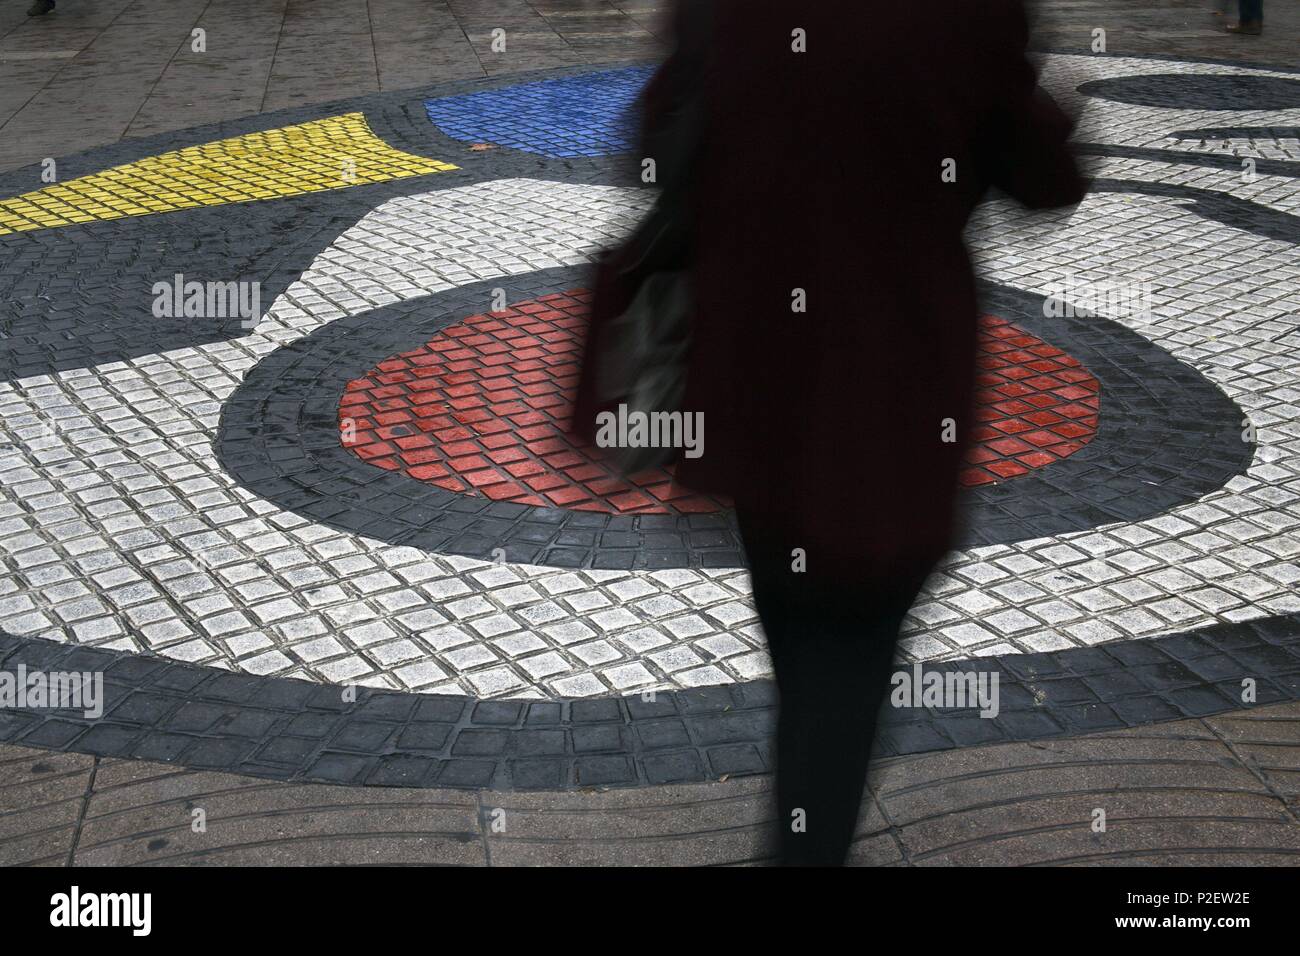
[0,53,1298,790]
[0,113,457,235]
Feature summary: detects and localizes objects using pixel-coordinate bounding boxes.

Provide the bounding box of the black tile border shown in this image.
[2,613,1298,790]
[0,63,647,382]
[214,270,1252,567]
[215,265,748,570]
[1076,73,1300,111]
[1080,145,1300,187]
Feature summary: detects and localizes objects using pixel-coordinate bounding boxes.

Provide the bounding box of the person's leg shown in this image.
[738,509,928,865]
[1230,0,1263,30]
[768,604,911,865]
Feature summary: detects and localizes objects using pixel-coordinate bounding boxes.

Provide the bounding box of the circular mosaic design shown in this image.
[218,268,1247,569]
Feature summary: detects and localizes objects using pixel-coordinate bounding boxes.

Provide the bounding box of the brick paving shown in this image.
[1,0,1298,865]
[4,699,1297,866]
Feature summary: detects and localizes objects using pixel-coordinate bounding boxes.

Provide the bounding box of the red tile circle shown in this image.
[339,291,1100,514]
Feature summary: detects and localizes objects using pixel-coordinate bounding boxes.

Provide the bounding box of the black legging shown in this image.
[738,510,931,866]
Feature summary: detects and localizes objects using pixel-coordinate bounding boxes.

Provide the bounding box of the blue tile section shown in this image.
[424,66,655,158]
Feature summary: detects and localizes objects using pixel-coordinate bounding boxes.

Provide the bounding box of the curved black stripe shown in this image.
[1087,175,1300,244]
[215,269,1252,567]
[1,613,1297,790]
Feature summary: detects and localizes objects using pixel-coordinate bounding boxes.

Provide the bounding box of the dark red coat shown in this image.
[574,0,1086,581]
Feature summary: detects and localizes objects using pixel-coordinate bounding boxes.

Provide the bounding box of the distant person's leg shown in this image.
[739,511,928,865]
[1227,0,1263,32]
[28,0,56,16]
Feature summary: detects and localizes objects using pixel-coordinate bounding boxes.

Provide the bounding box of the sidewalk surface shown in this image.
[1,0,1298,866]
[6,700,1298,867]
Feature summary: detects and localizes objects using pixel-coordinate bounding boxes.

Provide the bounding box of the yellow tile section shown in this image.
[0,113,457,236]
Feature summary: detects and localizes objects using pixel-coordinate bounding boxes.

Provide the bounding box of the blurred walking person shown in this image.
[575,0,1086,865]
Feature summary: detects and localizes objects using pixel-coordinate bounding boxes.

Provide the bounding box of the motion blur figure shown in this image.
[576,0,1086,865]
